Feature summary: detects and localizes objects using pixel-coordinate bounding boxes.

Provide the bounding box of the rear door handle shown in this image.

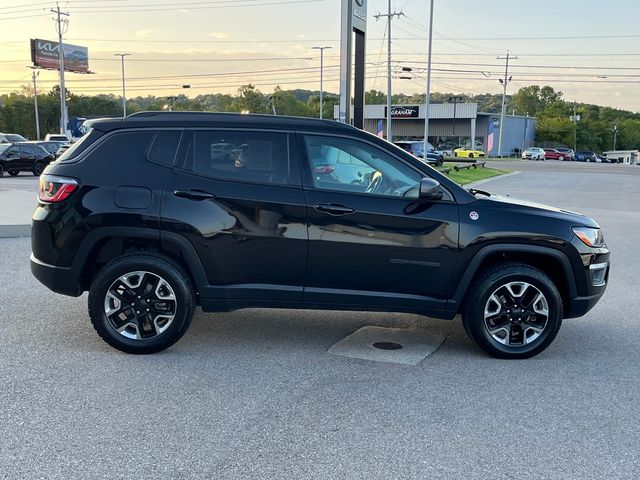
[174,190,216,201]
[314,203,356,216]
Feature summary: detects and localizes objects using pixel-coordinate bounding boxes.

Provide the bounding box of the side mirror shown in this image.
[419,177,443,201]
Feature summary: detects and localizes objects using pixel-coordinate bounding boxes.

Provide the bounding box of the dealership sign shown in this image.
[30,38,89,73]
[386,106,420,118]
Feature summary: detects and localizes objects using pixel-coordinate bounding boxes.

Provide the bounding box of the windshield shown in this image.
[0,144,10,155]
[5,134,26,142]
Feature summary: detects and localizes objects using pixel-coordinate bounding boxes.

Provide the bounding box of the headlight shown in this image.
[573,227,605,247]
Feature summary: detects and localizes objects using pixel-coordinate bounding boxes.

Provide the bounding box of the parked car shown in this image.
[0,142,54,177]
[543,148,568,161]
[454,147,486,159]
[28,140,68,157]
[393,141,443,166]
[575,151,598,162]
[44,133,69,143]
[0,133,27,144]
[596,154,610,163]
[56,144,71,157]
[555,148,575,161]
[31,111,609,359]
[523,147,546,160]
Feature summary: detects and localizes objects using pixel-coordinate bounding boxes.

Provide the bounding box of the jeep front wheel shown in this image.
[88,254,195,354]
[462,263,563,359]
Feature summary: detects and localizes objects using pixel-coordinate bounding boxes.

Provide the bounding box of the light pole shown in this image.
[448,95,463,142]
[114,53,130,116]
[167,96,177,111]
[312,46,332,119]
[423,0,435,157]
[29,68,41,140]
[613,124,618,151]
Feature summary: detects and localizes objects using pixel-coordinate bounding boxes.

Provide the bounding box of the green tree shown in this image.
[231,84,267,113]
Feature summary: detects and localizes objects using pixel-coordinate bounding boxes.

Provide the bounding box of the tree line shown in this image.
[1,83,637,152]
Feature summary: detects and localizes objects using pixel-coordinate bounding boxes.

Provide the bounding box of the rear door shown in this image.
[161,128,307,302]
[4,145,23,170]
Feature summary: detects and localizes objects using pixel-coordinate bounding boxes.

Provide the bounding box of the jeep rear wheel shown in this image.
[88,254,195,354]
[462,263,563,359]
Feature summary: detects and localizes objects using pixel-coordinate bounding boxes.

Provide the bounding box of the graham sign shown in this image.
[30,38,89,73]
[385,106,420,118]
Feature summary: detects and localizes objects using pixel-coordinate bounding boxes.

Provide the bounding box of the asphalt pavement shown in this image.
[0,166,639,479]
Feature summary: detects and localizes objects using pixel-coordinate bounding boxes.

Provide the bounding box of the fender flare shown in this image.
[450,243,577,311]
[70,227,208,291]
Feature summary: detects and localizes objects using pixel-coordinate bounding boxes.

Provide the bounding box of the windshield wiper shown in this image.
[468,188,491,197]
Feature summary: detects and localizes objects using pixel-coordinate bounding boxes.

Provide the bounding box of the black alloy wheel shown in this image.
[463,263,563,359]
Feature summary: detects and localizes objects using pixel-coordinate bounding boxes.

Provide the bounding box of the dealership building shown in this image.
[334,103,536,156]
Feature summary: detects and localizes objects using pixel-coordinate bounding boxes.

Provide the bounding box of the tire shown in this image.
[462,262,563,359]
[32,162,45,176]
[8,170,19,176]
[558,156,564,161]
[0,164,4,177]
[88,254,195,354]
[468,153,474,159]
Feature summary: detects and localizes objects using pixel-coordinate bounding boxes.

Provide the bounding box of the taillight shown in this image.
[38,175,78,203]
[314,165,335,174]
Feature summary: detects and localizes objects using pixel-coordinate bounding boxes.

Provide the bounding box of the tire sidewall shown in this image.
[88,256,194,353]
[465,268,563,359]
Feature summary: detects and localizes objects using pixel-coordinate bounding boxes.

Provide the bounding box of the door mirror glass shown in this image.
[419,177,443,201]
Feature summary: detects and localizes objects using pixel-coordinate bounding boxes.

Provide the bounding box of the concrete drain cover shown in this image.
[328,326,446,365]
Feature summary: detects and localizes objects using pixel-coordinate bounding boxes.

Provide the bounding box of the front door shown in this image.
[300,134,459,312]
[161,129,307,302]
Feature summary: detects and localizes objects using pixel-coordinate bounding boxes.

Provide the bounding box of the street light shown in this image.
[447,95,464,142]
[312,46,332,119]
[113,53,131,116]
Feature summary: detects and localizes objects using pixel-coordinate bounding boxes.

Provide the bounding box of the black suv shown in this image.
[30,112,610,358]
[0,142,54,177]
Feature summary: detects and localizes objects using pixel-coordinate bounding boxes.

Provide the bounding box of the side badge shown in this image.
[469,211,479,221]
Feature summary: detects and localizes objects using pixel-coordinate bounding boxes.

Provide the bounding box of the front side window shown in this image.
[192,130,289,185]
[304,135,422,198]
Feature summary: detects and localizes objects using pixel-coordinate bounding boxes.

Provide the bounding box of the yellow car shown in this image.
[454,147,486,159]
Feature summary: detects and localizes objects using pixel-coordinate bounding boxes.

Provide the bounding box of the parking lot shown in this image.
[1,162,638,479]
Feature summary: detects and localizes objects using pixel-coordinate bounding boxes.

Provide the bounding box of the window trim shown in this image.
[297,132,454,203]
[145,129,183,167]
[175,127,302,188]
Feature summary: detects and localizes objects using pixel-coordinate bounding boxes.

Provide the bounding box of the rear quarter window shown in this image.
[81,131,155,165]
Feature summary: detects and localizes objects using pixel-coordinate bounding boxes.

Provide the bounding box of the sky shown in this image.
[2,0,640,111]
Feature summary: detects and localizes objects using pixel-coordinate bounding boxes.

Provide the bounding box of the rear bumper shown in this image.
[30,253,82,297]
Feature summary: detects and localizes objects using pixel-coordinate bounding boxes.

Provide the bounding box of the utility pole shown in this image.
[312,46,332,119]
[114,53,131,117]
[497,50,516,157]
[375,2,403,142]
[51,2,70,137]
[423,0,435,157]
[572,101,578,153]
[31,69,41,140]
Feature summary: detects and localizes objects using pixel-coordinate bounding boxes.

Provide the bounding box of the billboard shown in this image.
[30,38,89,73]
[385,106,420,119]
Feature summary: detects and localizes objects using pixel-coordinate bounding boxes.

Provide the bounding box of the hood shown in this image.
[479,193,600,227]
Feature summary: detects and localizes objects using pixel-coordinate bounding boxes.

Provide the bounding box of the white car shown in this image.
[44,133,70,143]
[522,147,546,161]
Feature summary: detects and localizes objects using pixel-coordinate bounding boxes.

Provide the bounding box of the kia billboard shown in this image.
[30,38,89,73]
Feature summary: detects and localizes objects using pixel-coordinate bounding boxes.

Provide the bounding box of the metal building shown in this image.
[334,102,536,156]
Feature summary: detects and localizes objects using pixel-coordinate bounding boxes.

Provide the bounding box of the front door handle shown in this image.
[174,190,216,201]
[314,203,356,216]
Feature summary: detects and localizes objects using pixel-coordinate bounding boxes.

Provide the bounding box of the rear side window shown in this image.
[83,131,155,164]
[191,130,290,184]
[58,129,104,162]
[147,130,181,166]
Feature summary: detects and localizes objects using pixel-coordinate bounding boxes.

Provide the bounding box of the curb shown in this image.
[465,171,521,189]
[0,224,31,239]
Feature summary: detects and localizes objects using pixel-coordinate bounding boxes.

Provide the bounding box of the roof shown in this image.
[87,111,358,133]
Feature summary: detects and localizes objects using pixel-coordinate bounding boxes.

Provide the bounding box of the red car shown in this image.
[544,148,570,161]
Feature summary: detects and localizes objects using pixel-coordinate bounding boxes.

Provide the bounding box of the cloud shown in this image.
[135,29,154,38]
[209,32,229,39]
